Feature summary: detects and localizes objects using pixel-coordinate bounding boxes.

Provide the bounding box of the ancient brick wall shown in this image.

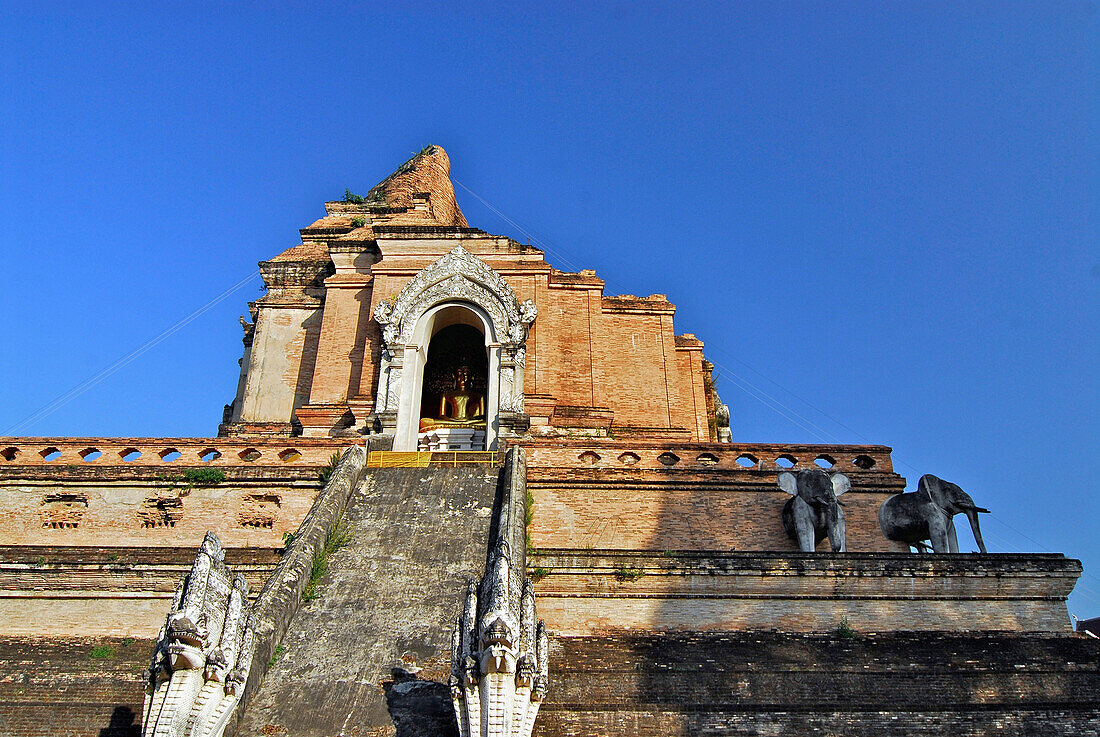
[281,228,714,439]
[534,632,1100,737]
[0,546,279,637]
[302,272,375,407]
[239,305,322,425]
[524,441,907,553]
[0,478,318,550]
[528,550,1080,635]
[0,636,152,737]
[0,439,346,637]
[0,438,346,549]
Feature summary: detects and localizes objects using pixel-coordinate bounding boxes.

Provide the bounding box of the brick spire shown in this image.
[365,144,469,227]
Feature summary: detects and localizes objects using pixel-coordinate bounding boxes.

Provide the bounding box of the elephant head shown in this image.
[879,474,990,553]
[778,469,850,552]
[919,474,989,553]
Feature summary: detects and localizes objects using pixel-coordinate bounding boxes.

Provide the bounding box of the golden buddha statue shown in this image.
[419,365,486,431]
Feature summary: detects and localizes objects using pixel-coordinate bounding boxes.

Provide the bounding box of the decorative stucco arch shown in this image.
[371,246,536,450]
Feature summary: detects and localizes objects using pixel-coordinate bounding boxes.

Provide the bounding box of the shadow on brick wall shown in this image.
[99,706,140,737]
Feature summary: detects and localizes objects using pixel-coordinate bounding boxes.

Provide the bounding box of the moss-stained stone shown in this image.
[236,466,501,736]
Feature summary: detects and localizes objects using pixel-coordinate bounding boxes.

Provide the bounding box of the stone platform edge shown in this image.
[528,549,1081,635]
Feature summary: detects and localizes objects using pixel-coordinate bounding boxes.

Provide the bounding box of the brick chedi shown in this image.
[220,145,714,447]
[0,146,1096,737]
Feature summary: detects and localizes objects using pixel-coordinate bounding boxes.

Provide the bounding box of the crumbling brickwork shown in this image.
[523,440,907,552]
[528,550,1080,635]
[0,545,279,637]
[0,437,344,549]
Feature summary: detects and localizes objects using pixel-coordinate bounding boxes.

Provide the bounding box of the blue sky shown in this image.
[1,2,1097,615]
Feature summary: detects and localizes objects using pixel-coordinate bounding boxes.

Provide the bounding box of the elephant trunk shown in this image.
[962,507,988,553]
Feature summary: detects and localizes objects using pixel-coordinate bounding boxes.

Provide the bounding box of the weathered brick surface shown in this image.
[0,636,153,737]
[0,437,349,550]
[529,480,900,553]
[522,441,897,473]
[0,478,320,550]
[528,550,1080,635]
[534,632,1100,737]
[335,242,712,442]
[0,546,280,637]
[235,466,501,736]
[0,437,344,467]
[523,442,907,553]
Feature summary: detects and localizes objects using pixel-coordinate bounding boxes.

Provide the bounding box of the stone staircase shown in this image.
[235,465,502,737]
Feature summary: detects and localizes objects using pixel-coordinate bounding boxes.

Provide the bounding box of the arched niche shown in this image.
[372,247,536,450]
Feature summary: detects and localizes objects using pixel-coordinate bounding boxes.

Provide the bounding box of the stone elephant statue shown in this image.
[878,474,989,553]
[779,469,850,552]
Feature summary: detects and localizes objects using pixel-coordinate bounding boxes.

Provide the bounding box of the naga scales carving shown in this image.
[142,532,256,737]
[450,448,548,737]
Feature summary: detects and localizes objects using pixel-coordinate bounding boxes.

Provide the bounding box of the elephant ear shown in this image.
[777,471,798,495]
[831,473,851,497]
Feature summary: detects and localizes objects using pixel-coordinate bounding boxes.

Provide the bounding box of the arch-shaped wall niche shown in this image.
[371,247,537,450]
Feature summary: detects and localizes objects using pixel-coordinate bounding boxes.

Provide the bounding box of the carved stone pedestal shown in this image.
[418,428,487,451]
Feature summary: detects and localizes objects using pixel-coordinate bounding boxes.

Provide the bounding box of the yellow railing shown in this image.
[366,450,503,468]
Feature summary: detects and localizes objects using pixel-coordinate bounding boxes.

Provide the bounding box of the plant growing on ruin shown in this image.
[89,644,115,659]
[836,617,855,639]
[368,189,386,203]
[318,451,342,485]
[343,188,365,204]
[302,513,352,602]
[182,468,225,487]
[268,644,284,667]
[614,567,644,582]
[327,512,352,551]
[302,554,327,602]
[529,567,551,582]
[350,217,366,227]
